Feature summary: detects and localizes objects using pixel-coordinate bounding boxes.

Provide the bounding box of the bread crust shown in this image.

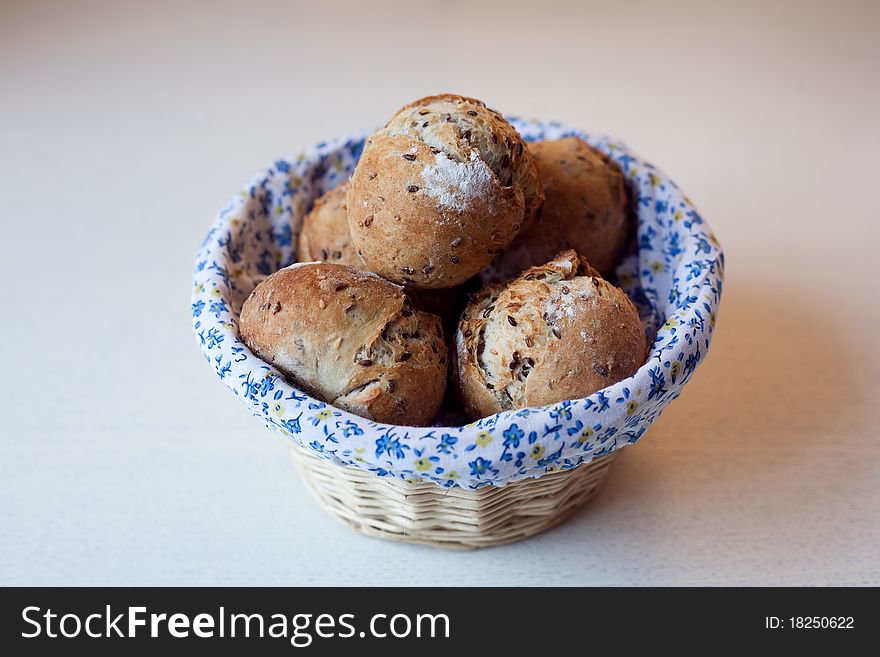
[348,94,543,288]
[487,137,629,280]
[296,183,362,268]
[240,263,448,426]
[455,250,646,419]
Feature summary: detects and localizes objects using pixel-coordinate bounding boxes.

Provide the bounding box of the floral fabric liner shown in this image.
[191,119,724,489]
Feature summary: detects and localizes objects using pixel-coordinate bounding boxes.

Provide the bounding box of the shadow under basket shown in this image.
[289,443,617,549]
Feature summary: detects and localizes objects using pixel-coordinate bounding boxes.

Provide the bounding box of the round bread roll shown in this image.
[296,183,362,268]
[487,137,629,280]
[240,263,448,426]
[347,94,543,289]
[455,250,646,420]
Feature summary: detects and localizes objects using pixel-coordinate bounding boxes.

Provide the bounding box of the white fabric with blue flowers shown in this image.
[191,119,724,489]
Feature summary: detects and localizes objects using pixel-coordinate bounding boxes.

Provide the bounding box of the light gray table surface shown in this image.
[2,0,878,586]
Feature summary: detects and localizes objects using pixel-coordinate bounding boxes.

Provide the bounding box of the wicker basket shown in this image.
[289,443,617,549]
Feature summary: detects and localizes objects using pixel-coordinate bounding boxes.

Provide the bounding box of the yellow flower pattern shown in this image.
[475,431,493,447]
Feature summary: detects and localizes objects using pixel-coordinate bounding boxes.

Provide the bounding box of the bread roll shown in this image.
[347,94,543,288]
[455,250,646,419]
[487,137,629,280]
[296,183,362,268]
[240,263,448,426]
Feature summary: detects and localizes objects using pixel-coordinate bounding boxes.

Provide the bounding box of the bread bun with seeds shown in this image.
[240,262,448,426]
[348,94,543,289]
[455,250,646,419]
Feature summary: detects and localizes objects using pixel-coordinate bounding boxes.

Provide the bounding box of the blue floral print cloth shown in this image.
[192,119,724,489]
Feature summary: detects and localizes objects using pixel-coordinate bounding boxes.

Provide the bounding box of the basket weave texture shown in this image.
[290,443,616,549]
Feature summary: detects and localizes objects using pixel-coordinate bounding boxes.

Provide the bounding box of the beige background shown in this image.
[1,0,878,585]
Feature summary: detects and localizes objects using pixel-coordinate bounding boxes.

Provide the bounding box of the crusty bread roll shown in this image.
[455,250,646,419]
[486,137,629,281]
[240,263,448,426]
[296,183,362,268]
[347,94,543,289]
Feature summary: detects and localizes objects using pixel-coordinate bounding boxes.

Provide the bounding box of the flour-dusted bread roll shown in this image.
[240,263,448,426]
[348,94,543,288]
[455,250,646,419]
[487,137,629,280]
[296,183,362,268]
